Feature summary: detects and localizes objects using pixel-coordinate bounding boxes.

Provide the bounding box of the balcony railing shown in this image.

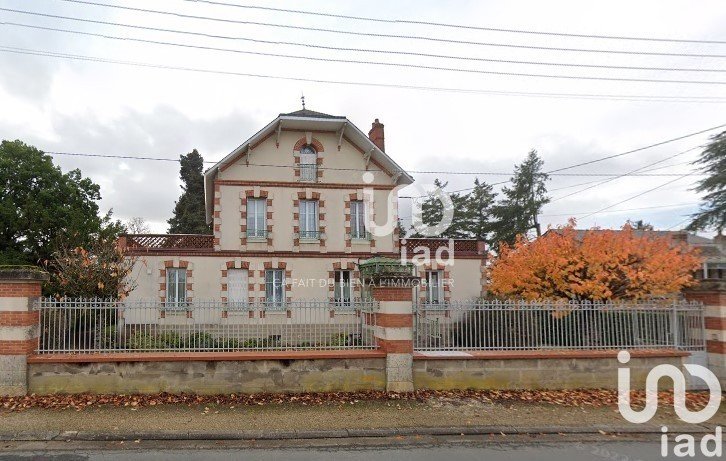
[121,234,214,252]
[246,228,268,239]
[299,230,321,240]
[298,164,318,182]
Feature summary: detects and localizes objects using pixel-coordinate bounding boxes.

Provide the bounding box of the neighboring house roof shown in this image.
[544,228,726,261]
[203,109,415,223]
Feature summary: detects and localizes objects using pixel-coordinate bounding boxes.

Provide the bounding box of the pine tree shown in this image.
[464,178,497,244]
[687,131,726,234]
[168,149,211,234]
[490,150,550,251]
[411,179,470,238]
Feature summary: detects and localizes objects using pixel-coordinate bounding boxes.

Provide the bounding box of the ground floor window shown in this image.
[334,270,352,306]
[265,269,285,305]
[227,269,248,304]
[166,268,187,306]
[425,270,443,304]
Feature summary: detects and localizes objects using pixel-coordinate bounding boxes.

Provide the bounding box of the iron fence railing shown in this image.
[35,298,378,353]
[414,300,705,352]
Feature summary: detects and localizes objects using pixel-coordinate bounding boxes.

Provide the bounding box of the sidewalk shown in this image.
[2,393,723,441]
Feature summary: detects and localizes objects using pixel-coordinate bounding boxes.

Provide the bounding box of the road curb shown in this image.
[0,425,716,442]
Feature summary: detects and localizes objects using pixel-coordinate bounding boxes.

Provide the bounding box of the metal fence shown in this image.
[414,300,705,352]
[35,298,378,353]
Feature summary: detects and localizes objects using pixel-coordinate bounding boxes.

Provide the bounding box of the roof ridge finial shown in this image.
[301,93,305,110]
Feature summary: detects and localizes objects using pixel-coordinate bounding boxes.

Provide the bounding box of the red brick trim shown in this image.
[215,180,395,190]
[412,349,691,360]
[240,189,272,249]
[0,311,39,326]
[27,350,387,363]
[371,286,413,301]
[417,266,451,304]
[376,313,413,328]
[684,291,726,306]
[706,340,726,354]
[377,338,413,353]
[0,338,36,355]
[259,261,291,303]
[0,282,42,297]
[704,316,726,330]
[220,260,251,302]
[327,261,360,300]
[159,260,192,303]
[293,137,324,153]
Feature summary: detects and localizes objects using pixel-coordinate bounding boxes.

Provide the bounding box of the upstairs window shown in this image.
[425,270,444,305]
[299,200,319,239]
[247,198,267,238]
[350,200,367,239]
[299,145,317,182]
[166,268,187,307]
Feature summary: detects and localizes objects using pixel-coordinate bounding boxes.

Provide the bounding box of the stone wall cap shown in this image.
[0,266,50,282]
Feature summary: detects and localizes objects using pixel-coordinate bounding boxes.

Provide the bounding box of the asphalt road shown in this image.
[0,438,716,461]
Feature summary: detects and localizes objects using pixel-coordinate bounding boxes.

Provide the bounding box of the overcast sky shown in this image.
[1,0,725,234]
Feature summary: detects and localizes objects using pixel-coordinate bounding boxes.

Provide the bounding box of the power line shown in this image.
[3,10,726,74]
[540,202,700,217]
[549,146,700,202]
[41,150,699,176]
[546,124,726,173]
[665,217,693,230]
[578,175,691,219]
[4,45,725,103]
[184,0,726,46]
[56,0,726,59]
[7,22,726,85]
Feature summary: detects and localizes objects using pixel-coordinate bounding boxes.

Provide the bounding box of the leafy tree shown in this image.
[464,178,497,244]
[44,234,137,298]
[410,179,469,238]
[168,149,211,234]
[0,140,112,265]
[687,131,726,234]
[126,216,150,234]
[625,219,654,231]
[488,222,701,301]
[490,150,549,251]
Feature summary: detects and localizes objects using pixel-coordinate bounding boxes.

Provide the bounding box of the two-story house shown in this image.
[121,108,486,305]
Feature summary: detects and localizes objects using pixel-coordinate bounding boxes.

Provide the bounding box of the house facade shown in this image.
[120,109,486,305]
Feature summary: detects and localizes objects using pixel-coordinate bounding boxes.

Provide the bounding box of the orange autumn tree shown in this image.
[488,222,702,301]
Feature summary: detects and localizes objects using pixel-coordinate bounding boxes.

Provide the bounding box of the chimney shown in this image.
[368,118,385,152]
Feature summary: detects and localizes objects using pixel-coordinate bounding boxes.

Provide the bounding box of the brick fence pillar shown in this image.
[685,283,726,388]
[369,278,415,392]
[0,268,48,396]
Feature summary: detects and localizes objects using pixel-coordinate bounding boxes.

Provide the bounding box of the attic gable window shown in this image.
[299,145,317,182]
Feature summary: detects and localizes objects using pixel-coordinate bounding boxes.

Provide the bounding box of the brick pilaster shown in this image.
[685,287,726,387]
[368,275,416,392]
[0,269,48,396]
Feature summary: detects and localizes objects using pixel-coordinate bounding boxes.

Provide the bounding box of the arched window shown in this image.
[299,145,317,182]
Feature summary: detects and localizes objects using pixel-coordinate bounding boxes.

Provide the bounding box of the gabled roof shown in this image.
[203,109,415,223]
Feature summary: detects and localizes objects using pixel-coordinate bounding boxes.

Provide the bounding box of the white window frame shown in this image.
[299,200,319,239]
[247,198,267,239]
[334,270,353,306]
[265,269,285,306]
[299,145,317,182]
[350,200,367,240]
[166,268,187,307]
[426,270,444,305]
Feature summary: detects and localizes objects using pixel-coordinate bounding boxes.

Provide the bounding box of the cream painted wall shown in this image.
[216,130,399,253]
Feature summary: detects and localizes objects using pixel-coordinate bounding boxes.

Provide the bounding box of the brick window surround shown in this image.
[293,190,327,252]
[240,188,273,251]
[159,260,193,302]
[212,184,221,251]
[327,261,361,300]
[293,136,324,182]
[257,261,293,304]
[220,260,251,302]
[417,263,451,305]
[344,191,377,253]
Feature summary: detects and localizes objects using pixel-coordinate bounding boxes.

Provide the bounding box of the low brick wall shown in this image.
[413,351,688,390]
[29,356,386,395]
